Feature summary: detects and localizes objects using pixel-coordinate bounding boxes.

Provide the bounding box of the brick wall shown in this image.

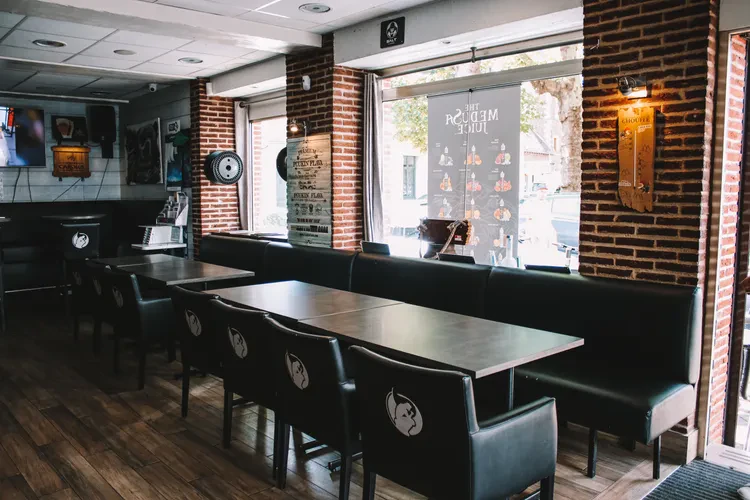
[712,34,748,445]
[286,34,365,250]
[190,79,240,255]
[579,0,719,288]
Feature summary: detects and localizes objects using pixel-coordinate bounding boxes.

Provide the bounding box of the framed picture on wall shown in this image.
[125,118,163,185]
[51,115,88,144]
[165,128,190,191]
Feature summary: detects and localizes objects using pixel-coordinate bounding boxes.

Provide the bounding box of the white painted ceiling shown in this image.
[0,0,435,100]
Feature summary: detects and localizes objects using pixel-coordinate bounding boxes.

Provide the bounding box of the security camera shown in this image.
[148,83,158,93]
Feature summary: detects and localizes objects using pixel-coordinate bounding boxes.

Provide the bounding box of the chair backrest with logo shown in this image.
[267,317,353,450]
[210,299,275,410]
[349,346,478,500]
[61,223,101,260]
[170,286,221,376]
[97,267,142,337]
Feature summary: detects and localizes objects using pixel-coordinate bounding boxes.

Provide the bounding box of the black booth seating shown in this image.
[199,234,702,477]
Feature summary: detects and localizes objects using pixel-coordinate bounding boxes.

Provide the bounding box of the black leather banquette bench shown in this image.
[200,234,702,479]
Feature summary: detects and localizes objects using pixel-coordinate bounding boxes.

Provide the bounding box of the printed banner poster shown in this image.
[286,134,332,247]
[427,85,521,265]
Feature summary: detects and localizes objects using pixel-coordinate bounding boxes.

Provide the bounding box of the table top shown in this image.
[301,303,584,379]
[124,259,254,286]
[41,214,107,221]
[210,281,401,321]
[131,243,188,251]
[94,254,184,267]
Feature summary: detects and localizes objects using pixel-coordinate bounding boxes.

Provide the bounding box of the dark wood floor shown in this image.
[0,290,674,500]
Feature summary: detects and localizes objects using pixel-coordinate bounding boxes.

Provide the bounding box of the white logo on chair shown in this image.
[228,327,248,359]
[71,232,89,249]
[185,310,201,337]
[93,279,102,296]
[112,286,124,308]
[285,352,309,390]
[386,388,423,437]
[72,271,82,286]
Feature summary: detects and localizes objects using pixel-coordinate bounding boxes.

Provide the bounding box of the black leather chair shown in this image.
[349,346,557,500]
[86,261,112,353]
[170,286,221,417]
[487,267,702,479]
[97,267,175,389]
[67,259,96,342]
[267,317,359,499]
[350,253,492,317]
[263,242,357,291]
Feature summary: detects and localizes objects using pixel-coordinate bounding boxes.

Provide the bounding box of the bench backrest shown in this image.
[263,242,356,291]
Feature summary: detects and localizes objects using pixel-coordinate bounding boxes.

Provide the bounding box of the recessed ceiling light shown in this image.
[90,91,112,97]
[179,57,203,64]
[441,40,452,45]
[299,3,331,14]
[114,49,137,56]
[32,39,66,48]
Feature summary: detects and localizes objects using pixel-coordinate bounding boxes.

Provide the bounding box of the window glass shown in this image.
[251,116,288,233]
[381,47,582,269]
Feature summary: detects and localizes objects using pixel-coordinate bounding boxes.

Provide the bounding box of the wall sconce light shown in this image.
[618,76,649,99]
[289,118,307,136]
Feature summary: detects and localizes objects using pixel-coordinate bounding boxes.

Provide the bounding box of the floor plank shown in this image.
[0,443,19,478]
[0,432,66,497]
[138,463,209,500]
[40,489,82,500]
[42,406,109,457]
[0,477,29,500]
[79,412,158,469]
[191,475,255,500]
[594,459,680,500]
[7,474,38,499]
[122,421,211,483]
[3,398,64,447]
[88,450,167,500]
[41,440,121,500]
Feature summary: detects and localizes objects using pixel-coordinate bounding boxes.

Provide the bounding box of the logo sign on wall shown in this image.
[427,86,521,265]
[286,134,332,248]
[381,17,405,48]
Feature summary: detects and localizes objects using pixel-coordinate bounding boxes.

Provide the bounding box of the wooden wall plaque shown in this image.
[52,145,91,179]
[617,106,655,212]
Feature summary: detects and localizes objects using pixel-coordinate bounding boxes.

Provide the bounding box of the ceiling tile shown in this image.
[178,40,255,58]
[103,30,191,50]
[2,30,97,54]
[0,28,8,38]
[83,78,146,91]
[0,12,24,29]
[64,54,140,70]
[188,68,219,77]
[149,50,233,67]
[208,0,269,8]
[324,7,393,29]
[237,11,319,30]
[20,16,116,40]
[261,0,385,23]
[382,0,436,11]
[0,68,34,90]
[13,72,98,93]
[238,50,278,63]
[0,46,70,63]
[130,61,198,76]
[80,41,170,62]
[156,0,251,17]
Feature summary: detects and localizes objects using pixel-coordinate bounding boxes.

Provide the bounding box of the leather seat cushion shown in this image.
[263,242,356,291]
[516,353,695,443]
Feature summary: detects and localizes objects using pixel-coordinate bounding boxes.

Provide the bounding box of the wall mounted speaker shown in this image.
[204,151,243,184]
[276,147,288,181]
[87,105,116,159]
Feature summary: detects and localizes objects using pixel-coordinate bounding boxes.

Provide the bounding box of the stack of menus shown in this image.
[427,86,521,265]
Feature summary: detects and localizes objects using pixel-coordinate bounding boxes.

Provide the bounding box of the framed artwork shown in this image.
[165,127,190,191]
[125,118,163,185]
[52,115,88,143]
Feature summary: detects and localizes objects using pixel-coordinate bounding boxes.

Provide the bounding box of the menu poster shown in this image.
[286,134,333,247]
[617,106,655,213]
[427,86,521,265]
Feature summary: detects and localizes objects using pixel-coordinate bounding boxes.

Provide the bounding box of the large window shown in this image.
[381,43,582,269]
[251,116,287,233]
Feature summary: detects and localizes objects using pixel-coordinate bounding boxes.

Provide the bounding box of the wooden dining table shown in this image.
[112,259,254,287]
[209,280,401,322]
[94,254,184,268]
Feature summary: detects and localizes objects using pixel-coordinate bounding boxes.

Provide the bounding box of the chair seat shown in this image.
[516,354,695,443]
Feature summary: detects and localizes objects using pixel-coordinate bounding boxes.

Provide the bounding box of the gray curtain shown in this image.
[363,73,384,242]
[234,102,252,231]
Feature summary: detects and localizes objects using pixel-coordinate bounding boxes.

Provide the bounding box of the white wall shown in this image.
[720,0,750,32]
[0,97,131,202]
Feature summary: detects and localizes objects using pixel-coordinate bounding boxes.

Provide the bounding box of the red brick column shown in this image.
[190,79,240,256]
[710,34,748,445]
[579,0,719,287]
[286,34,365,250]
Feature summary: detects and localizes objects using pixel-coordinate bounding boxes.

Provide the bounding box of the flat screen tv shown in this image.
[0,106,46,167]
